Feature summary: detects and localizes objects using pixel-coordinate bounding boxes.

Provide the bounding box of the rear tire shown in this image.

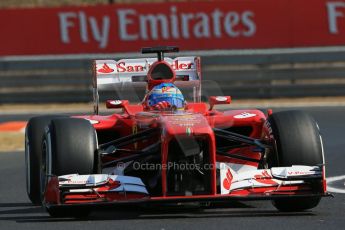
[265,110,324,212]
[42,118,98,217]
[25,115,65,205]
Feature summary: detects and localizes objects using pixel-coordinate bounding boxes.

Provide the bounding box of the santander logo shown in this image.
[98,63,114,73]
[222,169,233,190]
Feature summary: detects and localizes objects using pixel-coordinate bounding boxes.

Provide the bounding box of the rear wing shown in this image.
[92,56,201,114]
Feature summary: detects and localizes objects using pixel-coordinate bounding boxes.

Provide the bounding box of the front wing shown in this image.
[44,165,328,208]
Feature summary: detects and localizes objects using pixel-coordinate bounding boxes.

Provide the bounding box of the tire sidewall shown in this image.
[25,115,65,205]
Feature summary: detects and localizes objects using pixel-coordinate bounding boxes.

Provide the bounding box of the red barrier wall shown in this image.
[1,0,345,56]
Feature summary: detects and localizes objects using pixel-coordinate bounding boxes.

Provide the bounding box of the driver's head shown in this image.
[146,83,185,110]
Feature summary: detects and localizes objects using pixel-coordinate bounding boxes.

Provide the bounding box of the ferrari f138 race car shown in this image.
[25,47,328,217]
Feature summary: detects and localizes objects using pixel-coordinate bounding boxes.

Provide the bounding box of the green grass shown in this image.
[0,132,24,152]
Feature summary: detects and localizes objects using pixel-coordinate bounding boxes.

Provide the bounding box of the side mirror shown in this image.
[106,100,128,109]
[209,96,231,111]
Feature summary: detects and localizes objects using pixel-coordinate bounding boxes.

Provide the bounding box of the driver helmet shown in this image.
[146,83,185,110]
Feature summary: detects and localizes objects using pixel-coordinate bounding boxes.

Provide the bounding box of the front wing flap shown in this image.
[220,163,323,195]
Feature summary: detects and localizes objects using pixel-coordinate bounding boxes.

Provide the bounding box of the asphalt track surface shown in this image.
[1,107,345,230]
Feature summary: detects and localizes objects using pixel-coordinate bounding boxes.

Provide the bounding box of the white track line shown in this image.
[327,175,345,194]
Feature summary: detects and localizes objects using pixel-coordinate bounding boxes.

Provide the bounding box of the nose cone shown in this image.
[162,113,213,136]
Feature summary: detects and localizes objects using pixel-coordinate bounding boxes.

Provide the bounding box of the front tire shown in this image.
[265,110,324,212]
[42,118,98,217]
[25,115,65,205]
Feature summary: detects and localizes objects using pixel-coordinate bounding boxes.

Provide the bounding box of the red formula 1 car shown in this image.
[25,47,328,217]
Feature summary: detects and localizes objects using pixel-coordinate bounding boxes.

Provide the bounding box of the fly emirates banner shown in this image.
[1,0,345,56]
